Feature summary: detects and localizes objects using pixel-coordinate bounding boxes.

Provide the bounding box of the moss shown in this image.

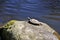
[1,20,17,40]
[3,20,16,29]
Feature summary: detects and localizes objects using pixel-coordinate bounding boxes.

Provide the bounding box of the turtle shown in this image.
[27,17,42,25]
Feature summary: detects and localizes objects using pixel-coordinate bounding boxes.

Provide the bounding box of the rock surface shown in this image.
[2,20,58,40]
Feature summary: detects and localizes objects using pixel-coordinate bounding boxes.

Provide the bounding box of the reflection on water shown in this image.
[0,0,60,33]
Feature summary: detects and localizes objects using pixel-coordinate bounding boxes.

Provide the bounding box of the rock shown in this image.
[2,20,58,40]
[0,36,1,40]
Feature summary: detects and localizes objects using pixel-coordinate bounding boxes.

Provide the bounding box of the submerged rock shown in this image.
[2,20,58,40]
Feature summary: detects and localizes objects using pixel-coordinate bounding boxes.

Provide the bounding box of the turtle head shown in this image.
[27,17,31,20]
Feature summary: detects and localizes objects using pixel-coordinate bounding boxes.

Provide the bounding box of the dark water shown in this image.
[0,0,60,33]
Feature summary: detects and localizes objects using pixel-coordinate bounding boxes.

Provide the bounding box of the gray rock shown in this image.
[2,20,58,40]
[0,36,1,40]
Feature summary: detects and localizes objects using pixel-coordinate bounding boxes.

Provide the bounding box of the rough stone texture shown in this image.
[0,36,1,40]
[2,20,58,40]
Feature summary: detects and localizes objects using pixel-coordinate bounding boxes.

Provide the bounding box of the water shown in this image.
[0,0,60,34]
